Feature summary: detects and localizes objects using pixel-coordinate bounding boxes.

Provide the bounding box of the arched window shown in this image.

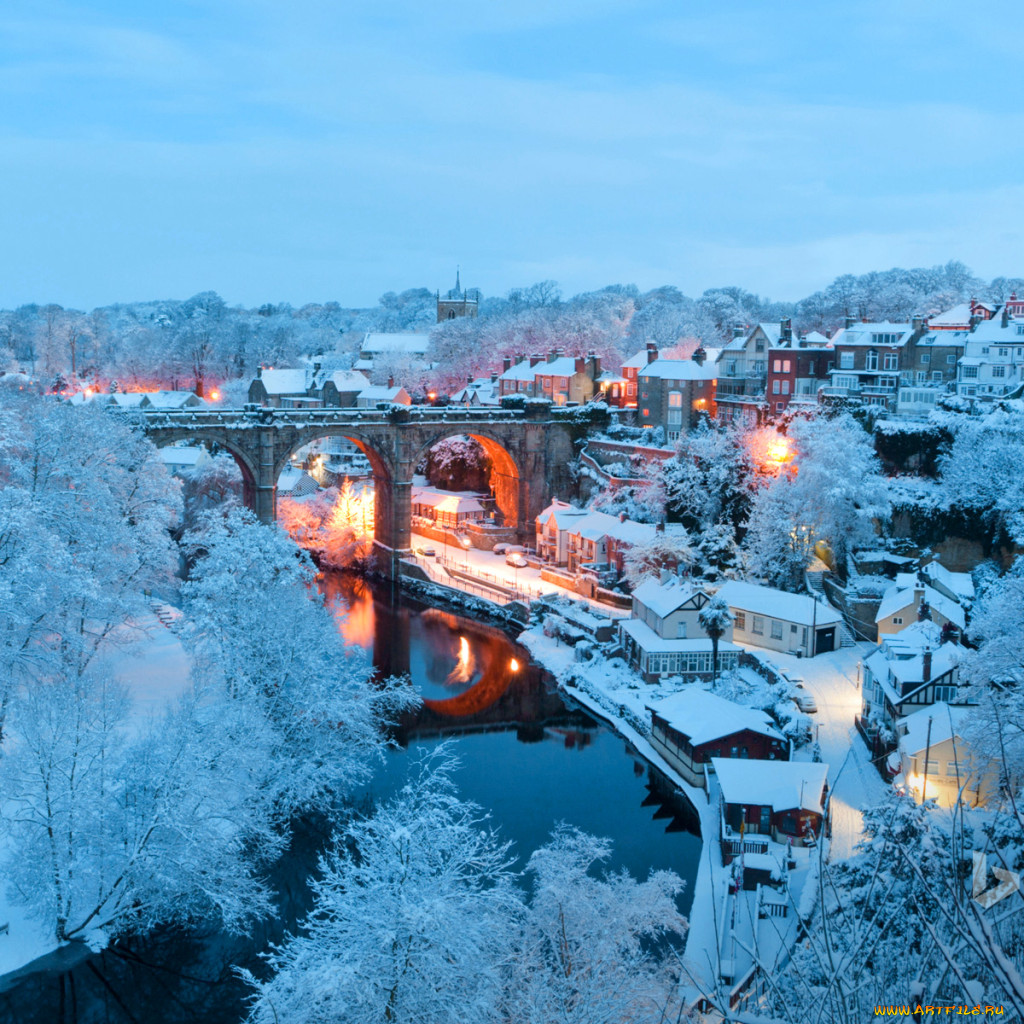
[447,309,456,319]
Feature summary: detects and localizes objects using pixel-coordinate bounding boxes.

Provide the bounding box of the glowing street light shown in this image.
[458,532,471,571]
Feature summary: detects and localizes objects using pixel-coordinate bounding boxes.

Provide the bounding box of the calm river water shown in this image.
[0,573,701,1023]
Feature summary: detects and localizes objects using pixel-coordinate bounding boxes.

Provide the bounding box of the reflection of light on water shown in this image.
[509,658,520,672]
[445,635,475,685]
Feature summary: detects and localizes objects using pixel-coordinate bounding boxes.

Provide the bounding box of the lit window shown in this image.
[783,360,791,372]
[734,612,746,630]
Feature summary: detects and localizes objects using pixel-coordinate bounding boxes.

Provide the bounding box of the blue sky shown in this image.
[1,0,1020,309]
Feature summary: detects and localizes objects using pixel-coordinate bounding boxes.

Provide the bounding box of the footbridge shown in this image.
[136,405,577,574]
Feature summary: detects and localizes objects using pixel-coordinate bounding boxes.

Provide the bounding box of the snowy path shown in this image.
[746,643,889,861]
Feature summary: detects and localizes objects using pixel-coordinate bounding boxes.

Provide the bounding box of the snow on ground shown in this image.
[0,606,193,983]
[750,643,889,860]
[409,529,630,614]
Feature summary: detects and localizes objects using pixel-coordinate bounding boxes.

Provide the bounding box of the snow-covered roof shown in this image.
[633,576,706,618]
[714,581,843,628]
[142,391,205,409]
[967,317,1022,343]
[865,640,962,705]
[324,369,370,390]
[922,561,975,604]
[158,446,206,467]
[836,323,912,346]
[450,378,501,404]
[619,618,739,656]
[875,583,966,630]
[358,385,407,402]
[898,702,971,756]
[412,488,484,515]
[360,332,429,355]
[650,689,784,746]
[277,466,317,494]
[534,356,584,377]
[914,330,968,348]
[536,499,591,530]
[712,758,829,815]
[256,368,311,395]
[802,330,831,347]
[929,303,973,328]
[639,359,718,381]
[498,359,539,383]
[572,510,658,547]
[622,349,654,369]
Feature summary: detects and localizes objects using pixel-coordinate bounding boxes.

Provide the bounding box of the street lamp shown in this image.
[458,533,471,571]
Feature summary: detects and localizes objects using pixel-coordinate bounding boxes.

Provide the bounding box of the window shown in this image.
[873,333,900,345]
[999,348,1008,357]
[934,684,958,701]
[992,365,1006,378]
[772,380,781,394]
[916,371,927,383]
[883,352,899,370]
[676,621,687,639]
[946,761,961,777]
[642,408,650,417]
[892,616,903,625]
[840,352,854,369]
[925,760,939,774]
[833,374,859,390]
[781,381,790,395]
[773,359,782,372]
[775,402,784,413]
[962,365,979,379]
[668,391,683,406]
[752,615,764,635]
[865,349,878,370]
[667,391,682,424]
[627,383,636,396]
[770,620,784,640]
[783,359,791,372]
[734,611,746,630]
[920,352,930,364]
[790,624,798,633]
[946,354,956,364]
[1017,324,1024,335]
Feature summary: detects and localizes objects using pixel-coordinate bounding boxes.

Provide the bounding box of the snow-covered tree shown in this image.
[506,825,685,1024]
[621,531,695,588]
[244,749,522,1024]
[698,595,734,685]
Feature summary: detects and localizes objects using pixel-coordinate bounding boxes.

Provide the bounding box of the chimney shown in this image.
[256,366,263,378]
[844,315,856,330]
[490,372,498,383]
[619,511,627,522]
[922,647,933,682]
[546,350,558,364]
[503,355,512,373]
[530,353,543,367]
[659,568,672,584]
[911,314,924,333]
[646,342,658,362]
[1001,306,1010,328]
[825,328,832,340]
[732,326,745,339]
[575,356,585,374]
[780,317,792,344]
[387,374,394,388]
[969,314,981,330]
[692,346,706,366]
[590,353,601,379]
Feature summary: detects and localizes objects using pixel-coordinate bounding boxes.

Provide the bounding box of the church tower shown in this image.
[436,268,479,323]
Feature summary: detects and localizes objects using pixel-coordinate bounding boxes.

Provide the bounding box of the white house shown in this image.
[157,445,211,478]
[619,574,739,683]
[353,332,431,376]
[713,580,845,656]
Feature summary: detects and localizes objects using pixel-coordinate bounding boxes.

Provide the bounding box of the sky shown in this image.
[1,0,1021,310]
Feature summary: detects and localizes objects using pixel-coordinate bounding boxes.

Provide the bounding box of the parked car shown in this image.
[793,691,817,713]
[416,546,436,557]
[505,552,528,568]
[492,543,509,554]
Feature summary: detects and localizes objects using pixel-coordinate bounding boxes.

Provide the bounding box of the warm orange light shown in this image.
[210,389,220,401]
[767,438,792,464]
[427,392,437,401]
[84,387,93,398]
[509,658,520,672]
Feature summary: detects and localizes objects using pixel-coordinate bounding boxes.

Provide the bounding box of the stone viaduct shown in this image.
[137,405,577,575]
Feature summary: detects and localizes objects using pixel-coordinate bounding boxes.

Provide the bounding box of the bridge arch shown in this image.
[147,429,260,510]
[411,430,523,534]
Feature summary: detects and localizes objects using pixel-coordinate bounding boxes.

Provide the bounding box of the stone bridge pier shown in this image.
[137,406,580,578]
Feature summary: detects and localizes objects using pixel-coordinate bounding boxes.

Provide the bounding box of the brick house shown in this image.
[637,354,718,441]
[648,689,788,788]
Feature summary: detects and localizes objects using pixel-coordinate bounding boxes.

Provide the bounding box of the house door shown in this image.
[816,627,835,654]
[758,806,771,834]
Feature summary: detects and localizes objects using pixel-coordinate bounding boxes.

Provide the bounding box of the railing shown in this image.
[134,404,535,428]
[722,834,771,855]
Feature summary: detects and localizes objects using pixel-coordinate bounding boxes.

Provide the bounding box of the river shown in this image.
[0,573,701,1023]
